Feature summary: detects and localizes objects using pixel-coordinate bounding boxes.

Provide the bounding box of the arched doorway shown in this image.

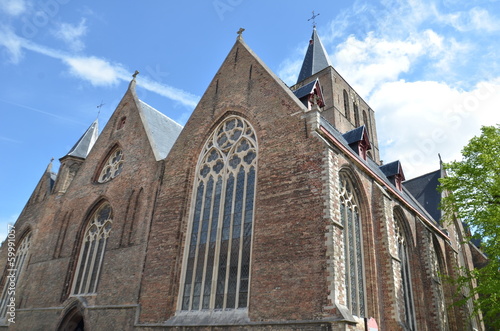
[58,307,84,331]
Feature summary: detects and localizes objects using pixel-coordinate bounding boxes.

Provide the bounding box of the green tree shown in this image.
[439,125,500,330]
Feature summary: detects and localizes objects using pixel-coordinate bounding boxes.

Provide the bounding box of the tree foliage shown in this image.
[439,125,500,329]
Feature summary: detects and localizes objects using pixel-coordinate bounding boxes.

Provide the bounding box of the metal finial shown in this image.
[132,70,140,79]
[237,27,245,40]
[308,10,320,28]
[97,100,104,119]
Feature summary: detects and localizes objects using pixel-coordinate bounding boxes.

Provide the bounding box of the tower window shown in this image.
[343,90,350,121]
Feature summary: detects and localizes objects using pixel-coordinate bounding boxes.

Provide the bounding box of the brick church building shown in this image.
[0,28,486,330]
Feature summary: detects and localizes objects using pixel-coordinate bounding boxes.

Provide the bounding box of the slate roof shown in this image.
[137,100,184,161]
[296,28,332,84]
[65,120,99,159]
[342,126,366,145]
[380,160,402,177]
[292,79,318,99]
[319,117,443,228]
[403,169,442,223]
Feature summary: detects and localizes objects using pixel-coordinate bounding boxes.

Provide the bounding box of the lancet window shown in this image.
[0,232,31,320]
[181,115,257,311]
[339,172,365,317]
[394,215,416,330]
[72,203,112,295]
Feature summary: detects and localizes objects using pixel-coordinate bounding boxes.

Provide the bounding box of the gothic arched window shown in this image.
[72,203,112,295]
[343,90,350,121]
[181,115,257,311]
[0,232,31,320]
[394,214,416,330]
[353,102,360,127]
[97,148,124,183]
[339,172,365,317]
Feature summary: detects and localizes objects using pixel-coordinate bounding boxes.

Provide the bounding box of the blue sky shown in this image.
[1,0,500,241]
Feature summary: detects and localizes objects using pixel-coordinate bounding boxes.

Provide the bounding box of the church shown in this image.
[0,27,486,330]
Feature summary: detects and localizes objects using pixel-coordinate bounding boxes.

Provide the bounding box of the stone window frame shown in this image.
[178,115,258,312]
[339,171,367,317]
[0,231,31,321]
[394,210,417,331]
[96,145,124,183]
[71,202,113,296]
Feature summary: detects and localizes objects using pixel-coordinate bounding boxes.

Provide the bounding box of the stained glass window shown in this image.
[97,148,124,183]
[0,232,31,320]
[72,203,112,295]
[394,214,416,330]
[339,172,365,317]
[181,116,257,311]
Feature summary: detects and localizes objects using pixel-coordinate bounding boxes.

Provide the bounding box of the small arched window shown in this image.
[353,103,360,127]
[97,148,124,183]
[181,115,258,311]
[343,90,350,121]
[339,172,365,317]
[72,203,113,295]
[394,213,416,330]
[0,232,31,319]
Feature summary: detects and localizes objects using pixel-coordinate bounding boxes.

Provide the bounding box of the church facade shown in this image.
[0,29,485,330]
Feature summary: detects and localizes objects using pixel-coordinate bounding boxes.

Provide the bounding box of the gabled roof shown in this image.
[136,99,184,161]
[296,28,332,84]
[404,169,441,223]
[380,160,404,178]
[342,126,366,145]
[65,120,99,159]
[292,79,318,99]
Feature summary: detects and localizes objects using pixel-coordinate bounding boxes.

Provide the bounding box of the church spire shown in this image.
[296,28,332,84]
[65,120,99,159]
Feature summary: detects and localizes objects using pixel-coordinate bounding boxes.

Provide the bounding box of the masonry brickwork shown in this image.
[0,32,485,331]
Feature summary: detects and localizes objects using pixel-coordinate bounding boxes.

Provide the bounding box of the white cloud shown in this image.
[370,79,500,178]
[0,26,24,63]
[331,30,447,97]
[0,0,27,16]
[0,29,199,108]
[53,18,88,52]
[440,7,500,32]
[64,56,125,86]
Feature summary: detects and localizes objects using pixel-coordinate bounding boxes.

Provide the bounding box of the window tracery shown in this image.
[72,203,112,295]
[339,172,365,317]
[0,232,31,320]
[394,215,416,330]
[97,148,124,183]
[181,116,257,311]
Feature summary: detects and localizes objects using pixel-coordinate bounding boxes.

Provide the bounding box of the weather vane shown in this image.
[308,10,320,28]
[97,100,105,119]
[132,70,140,79]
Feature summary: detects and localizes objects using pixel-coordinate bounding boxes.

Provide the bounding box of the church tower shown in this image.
[291,28,381,164]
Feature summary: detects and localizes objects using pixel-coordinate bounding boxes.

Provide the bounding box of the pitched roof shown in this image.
[319,117,444,229]
[136,99,184,161]
[342,126,366,145]
[403,169,442,223]
[380,160,403,177]
[65,120,99,159]
[292,79,318,99]
[296,28,332,84]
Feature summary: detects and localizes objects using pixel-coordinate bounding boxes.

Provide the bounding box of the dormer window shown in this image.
[292,78,325,111]
[342,125,372,161]
[379,160,406,191]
